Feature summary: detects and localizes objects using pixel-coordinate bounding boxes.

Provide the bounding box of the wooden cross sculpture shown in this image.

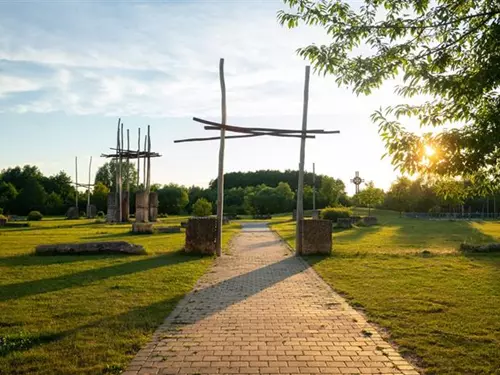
[175,58,340,256]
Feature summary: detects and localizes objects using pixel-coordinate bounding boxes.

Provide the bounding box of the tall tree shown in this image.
[157,184,189,215]
[319,176,346,206]
[385,177,413,216]
[94,161,138,192]
[279,1,500,188]
[357,181,385,215]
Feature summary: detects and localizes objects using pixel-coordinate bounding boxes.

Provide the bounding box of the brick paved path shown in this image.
[124,223,418,375]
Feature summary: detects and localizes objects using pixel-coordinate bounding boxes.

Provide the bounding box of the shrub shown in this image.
[193,198,212,217]
[0,208,3,215]
[97,211,105,218]
[27,211,43,221]
[320,206,352,222]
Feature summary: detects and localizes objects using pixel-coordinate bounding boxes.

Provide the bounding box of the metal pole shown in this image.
[295,66,310,256]
[312,162,316,211]
[215,58,227,257]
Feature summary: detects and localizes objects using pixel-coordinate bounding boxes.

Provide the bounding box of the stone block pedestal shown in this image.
[185,217,217,255]
[300,219,332,255]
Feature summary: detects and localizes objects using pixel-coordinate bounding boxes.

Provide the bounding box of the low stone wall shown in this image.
[301,219,332,255]
[185,217,217,255]
[157,226,181,234]
[35,241,146,255]
[66,206,79,219]
[363,216,378,226]
[131,222,154,234]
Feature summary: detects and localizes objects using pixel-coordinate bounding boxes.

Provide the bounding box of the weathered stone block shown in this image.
[180,221,188,228]
[35,241,146,255]
[66,206,79,219]
[106,193,120,223]
[301,219,332,255]
[86,204,97,218]
[336,218,353,229]
[157,226,181,234]
[0,218,6,227]
[135,191,149,223]
[363,216,378,226]
[149,192,159,222]
[132,222,154,234]
[311,210,321,220]
[185,217,217,255]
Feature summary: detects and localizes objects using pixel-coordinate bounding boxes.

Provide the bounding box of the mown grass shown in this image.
[0,217,241,375]
[271,209,500,375]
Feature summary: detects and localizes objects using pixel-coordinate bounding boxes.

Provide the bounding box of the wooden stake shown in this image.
[147,125,151,193]
[143,135,147,188]
[313,162,316,211]
[119,122,124,222]
[295,66,310,256]
[137,128,141,188]
[75,156,78,211]
[127,129,130,220]
[87,156,92,217]
[215,58,227,257]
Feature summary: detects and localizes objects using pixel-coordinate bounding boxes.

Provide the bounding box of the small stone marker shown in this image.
[106,193,120,222]
[66,206,79,219]
[363,216,378,226]
[87,204,97,218]
[311,209,320,220]
[35,241,146,255]
[156,226,181,234]
[132,222,154,234]
[185,217,217,255]
[180,221,188,228]
[336,218,353,229]
[0,217,6,227]
[301,219,332,255]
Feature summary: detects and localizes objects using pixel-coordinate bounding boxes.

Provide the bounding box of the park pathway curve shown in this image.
[124,223,418,375]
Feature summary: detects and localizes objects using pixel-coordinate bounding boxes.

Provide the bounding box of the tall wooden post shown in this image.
[215,58,227,257]
[295,66,310,256]
[75,156,78,211]
[312,162,316,211]
[119,123,124,222]
[87,156,92,216]
[147,125,151,193]
[143,135,147,187]
[137,128,141,188]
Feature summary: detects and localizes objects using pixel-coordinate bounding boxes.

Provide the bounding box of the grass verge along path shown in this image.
[271,209,500,375]
[0,217,240,375]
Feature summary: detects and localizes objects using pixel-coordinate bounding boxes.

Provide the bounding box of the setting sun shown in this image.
[424,145,436,157]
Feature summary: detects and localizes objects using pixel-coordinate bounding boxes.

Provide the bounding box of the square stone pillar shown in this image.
[149,192,159,222]
[300,219,332,255]
[185,217,217,255]
[106,193,119,223]
[135,191,149,223]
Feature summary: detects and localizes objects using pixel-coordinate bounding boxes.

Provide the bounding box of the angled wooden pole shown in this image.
[215,58,227,257]
[295,66,310,256]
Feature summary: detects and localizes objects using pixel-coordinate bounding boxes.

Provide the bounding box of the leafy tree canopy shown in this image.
[279,0,500,189]
[95,161,138,192]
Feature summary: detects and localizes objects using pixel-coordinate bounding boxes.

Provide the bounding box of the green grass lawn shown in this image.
[272,209,500,375]
[0,217,241,375]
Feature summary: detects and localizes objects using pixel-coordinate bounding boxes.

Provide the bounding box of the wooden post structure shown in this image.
[75,156,78,211]
[87,156,92,216]
[215,58,227,257]
[312,162,316,211]
[295,66,310,256]
[119,122,124,222]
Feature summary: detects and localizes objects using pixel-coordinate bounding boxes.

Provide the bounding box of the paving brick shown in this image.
[124,224,418,375]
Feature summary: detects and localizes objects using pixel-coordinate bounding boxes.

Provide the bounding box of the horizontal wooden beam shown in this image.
[193,117,340,135]
[174,134,261,143]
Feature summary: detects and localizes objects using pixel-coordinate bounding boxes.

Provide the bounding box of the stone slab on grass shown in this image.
[131,222,154,234]
[156,226,181,234]
[35,241,146,255]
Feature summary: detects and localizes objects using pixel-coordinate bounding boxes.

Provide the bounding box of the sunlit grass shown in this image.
[0,217,240,375]
[271,209,500,374]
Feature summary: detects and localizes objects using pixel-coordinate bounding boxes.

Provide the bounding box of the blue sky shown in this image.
[0,0,402,194]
